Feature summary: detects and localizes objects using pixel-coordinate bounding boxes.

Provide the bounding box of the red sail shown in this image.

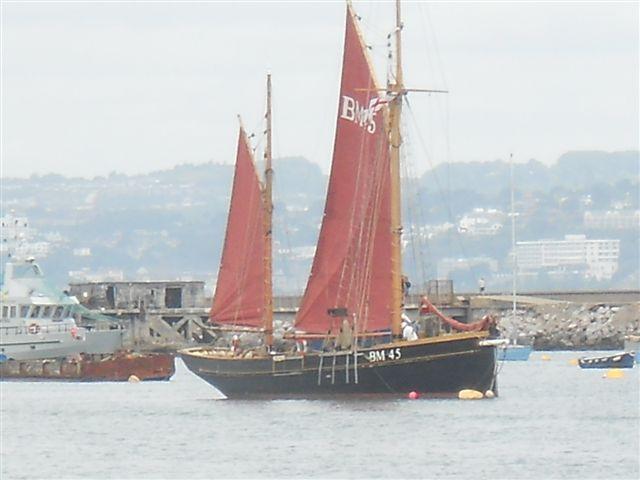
[295,5,392,334]
[210,127,265,327]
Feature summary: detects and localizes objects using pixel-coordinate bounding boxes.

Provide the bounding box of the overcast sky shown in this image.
[1,1,638,178]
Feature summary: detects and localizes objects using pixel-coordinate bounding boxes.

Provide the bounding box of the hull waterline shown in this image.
[180,333,497,398]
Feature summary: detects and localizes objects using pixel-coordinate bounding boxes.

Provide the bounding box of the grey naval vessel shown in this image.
[1,258,124,361]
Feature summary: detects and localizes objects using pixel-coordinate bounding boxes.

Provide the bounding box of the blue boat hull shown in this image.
[497,345,532,361]
[578,352,635,369]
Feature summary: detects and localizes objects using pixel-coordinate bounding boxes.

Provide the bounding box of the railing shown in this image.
[0,324,78,336]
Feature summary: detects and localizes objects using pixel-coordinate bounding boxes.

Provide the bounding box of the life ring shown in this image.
[28,323,40,335]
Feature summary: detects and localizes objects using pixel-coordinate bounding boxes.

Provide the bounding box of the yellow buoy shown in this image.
[541,354,551,361]
[569,358,579,366]
[484,390,495,399]
[604,369,624,379]
[128,374,140,383]
[458,389,483,400]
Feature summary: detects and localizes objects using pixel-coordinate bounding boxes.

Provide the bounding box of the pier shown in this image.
[69,280,638,351]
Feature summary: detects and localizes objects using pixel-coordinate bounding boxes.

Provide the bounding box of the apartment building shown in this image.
[516,234,620,280]
[584,210,639,230]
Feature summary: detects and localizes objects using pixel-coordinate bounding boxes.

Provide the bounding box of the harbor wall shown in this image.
[70,280,639,351]
[494,302,639,350]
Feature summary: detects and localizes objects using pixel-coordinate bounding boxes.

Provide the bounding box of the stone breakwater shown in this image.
[498,302,640,350]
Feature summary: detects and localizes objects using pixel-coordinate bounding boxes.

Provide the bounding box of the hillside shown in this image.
[2,150,638,293]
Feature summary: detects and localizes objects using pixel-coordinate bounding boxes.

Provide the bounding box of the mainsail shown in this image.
[295,5,392,334]
[210,126,266,327]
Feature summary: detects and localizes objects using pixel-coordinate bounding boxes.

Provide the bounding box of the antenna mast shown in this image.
[263,74,274,348]
[510,153,517,329]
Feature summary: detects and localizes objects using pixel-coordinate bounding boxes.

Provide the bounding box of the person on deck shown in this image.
[322,330,333,352]
[488,316,500,339]
[401,275,411,298]
[335,319,353,351]
[478,277,486,295]
[401,313,418,341]
[231,334,241,356]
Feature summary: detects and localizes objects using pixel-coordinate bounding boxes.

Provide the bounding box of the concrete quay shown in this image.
[72,280,639,351]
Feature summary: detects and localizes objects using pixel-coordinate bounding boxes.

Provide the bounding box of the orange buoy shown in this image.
[408,391,419,400]
[603,369,624,379]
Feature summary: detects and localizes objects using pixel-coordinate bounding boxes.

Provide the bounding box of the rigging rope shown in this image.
[401,124,429,291]
[412,4,485,286]
[404,99,484,283]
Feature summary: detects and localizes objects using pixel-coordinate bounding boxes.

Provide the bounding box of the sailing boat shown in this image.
[181,2,497,398]
[497,154,532,361]
[204,74,274,345]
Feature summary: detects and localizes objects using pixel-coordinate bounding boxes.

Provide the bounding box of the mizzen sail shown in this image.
[295,5,392,334]
[210,126,266,327]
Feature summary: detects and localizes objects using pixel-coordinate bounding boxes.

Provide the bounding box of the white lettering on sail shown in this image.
[341,96,356,122]
[340,95,378,134]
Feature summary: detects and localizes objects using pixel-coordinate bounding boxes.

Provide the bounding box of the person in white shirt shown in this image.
[401,312,418,341]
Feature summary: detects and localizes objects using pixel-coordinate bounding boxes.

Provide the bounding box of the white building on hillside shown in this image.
[458,208,506,236]
[584,210,639,230]
[14,241,51,259]
[516,234,620,281]
[0,213,46,258]
[1,213,32,245]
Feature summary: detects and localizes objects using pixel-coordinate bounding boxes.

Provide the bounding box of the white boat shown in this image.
[0,258,124,361]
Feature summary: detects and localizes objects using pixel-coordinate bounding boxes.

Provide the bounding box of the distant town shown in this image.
[2,150,638,294]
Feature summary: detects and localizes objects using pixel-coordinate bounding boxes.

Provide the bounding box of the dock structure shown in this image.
[69,281,214,349]
[69,279,473,349]
[70,280,639,351]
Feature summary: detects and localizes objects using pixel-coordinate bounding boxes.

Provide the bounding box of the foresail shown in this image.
[295,5,392,334]
[210,127,265,327]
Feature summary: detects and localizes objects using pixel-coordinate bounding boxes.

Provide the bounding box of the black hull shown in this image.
[180,333,497,398]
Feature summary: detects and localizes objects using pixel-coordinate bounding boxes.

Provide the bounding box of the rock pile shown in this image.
[498,302,640,350]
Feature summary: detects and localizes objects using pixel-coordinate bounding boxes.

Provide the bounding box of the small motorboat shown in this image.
[497,343,532,361]
[578,352,635,369]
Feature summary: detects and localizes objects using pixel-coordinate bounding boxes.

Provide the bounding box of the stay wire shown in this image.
[401,117,430,290]
[404,98,480,281]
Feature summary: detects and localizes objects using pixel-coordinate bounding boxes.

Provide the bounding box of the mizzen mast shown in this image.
[263,74,274,349]
[388,0,405,339]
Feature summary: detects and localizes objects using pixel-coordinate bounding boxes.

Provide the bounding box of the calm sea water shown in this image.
[1,352,638,480]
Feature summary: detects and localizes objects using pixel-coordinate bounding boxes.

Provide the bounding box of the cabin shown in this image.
[69,281,207,310]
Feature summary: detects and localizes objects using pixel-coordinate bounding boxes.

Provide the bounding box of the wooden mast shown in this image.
[263,74,274,348]
[389,0,404,339]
